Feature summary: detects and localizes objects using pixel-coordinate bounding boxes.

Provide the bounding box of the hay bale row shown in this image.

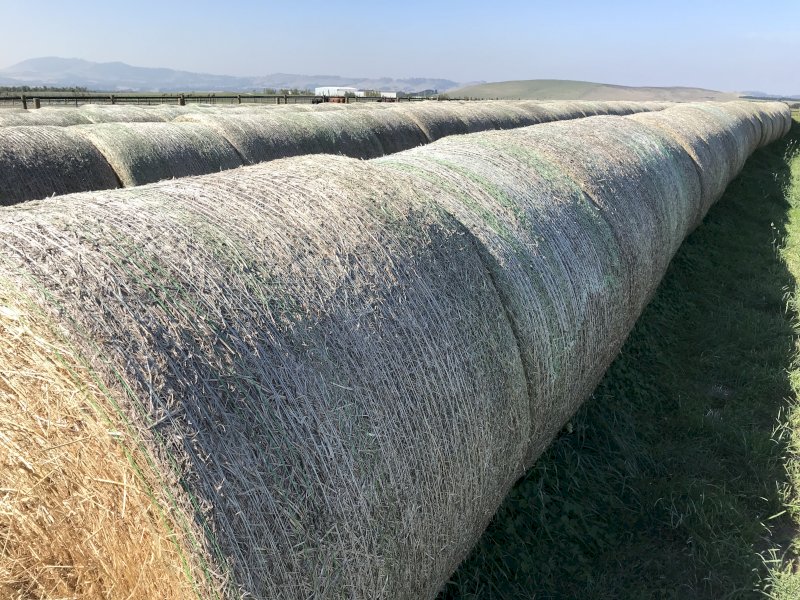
[0,101,666,205]
[0,101,790,599]
[0,157,528,599]
[0,99,667,128]
[630,101,791,218]
[375,116,703,455]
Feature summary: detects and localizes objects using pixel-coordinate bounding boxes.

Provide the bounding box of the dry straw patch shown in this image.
[0,289,212,600]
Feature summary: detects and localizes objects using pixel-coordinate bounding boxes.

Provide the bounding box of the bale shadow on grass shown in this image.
[440,121,800,600]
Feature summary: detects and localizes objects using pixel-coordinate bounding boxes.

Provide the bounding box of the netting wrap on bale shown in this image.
[0,108,93,127]
[71,122,244,186]
[375,116,702,461]
[0,126,120,205]
[629,101,791,220]
[0,158,529,599]
[0,101,790,599]
[77,104,171,124]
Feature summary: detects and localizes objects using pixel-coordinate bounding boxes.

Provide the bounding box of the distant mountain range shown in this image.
[2,58,796,102]
[0,57,464,93]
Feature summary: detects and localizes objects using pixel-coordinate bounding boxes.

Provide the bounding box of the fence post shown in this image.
[20,95,27,110]
[179,94,186,106]
[237,95,242,104]
[33,98,41,109]
[110,94,116,105]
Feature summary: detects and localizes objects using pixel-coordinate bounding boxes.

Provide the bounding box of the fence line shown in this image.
[0,93,438,109]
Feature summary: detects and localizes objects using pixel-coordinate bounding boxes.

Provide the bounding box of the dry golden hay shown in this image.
[0,100,788,598]
[0,286,220,599]
[0,126,120,206]
[71,122,244,187]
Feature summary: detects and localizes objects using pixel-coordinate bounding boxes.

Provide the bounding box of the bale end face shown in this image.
[0,291,215,600]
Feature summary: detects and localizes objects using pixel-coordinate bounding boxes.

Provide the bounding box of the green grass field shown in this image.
[440,115,800,599]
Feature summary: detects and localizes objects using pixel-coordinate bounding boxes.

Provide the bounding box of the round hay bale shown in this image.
[757,102,782,145]
[760,101,793,143]
[779,103,794,138]
[77,104,170,124]
[0,155,528,598]
[395,103,472,141]
[679,103,755,172]
[571,101,606,116]
[0,126,120,206]
[712,101,765,154]
[377,132,631,461]
[71,122,244,186]
[508,101,553,122]
[538,101,587,120]
[629,105,741,214]
[0,108,92,127]
[148,104,196,121]
[175,111,331,163]
[440,102,537,132]
[352,108,430,154]
[507,117,700,316]
[305,110,387,158]
[308,103,347,111]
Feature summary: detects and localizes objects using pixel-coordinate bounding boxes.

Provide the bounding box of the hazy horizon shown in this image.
[2,0,797,94]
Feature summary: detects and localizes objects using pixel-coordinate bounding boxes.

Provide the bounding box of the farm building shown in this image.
[314,86,358,97]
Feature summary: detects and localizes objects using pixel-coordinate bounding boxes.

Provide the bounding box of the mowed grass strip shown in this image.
[441,116,800,599]
[768,112,800,599]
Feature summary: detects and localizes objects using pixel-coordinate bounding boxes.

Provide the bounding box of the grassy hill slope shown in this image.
[451,79,739,101]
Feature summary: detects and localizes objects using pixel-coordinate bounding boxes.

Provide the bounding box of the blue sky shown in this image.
[1,0,797,93]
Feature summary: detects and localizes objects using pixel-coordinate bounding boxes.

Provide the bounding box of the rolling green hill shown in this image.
[451,79,740,101]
